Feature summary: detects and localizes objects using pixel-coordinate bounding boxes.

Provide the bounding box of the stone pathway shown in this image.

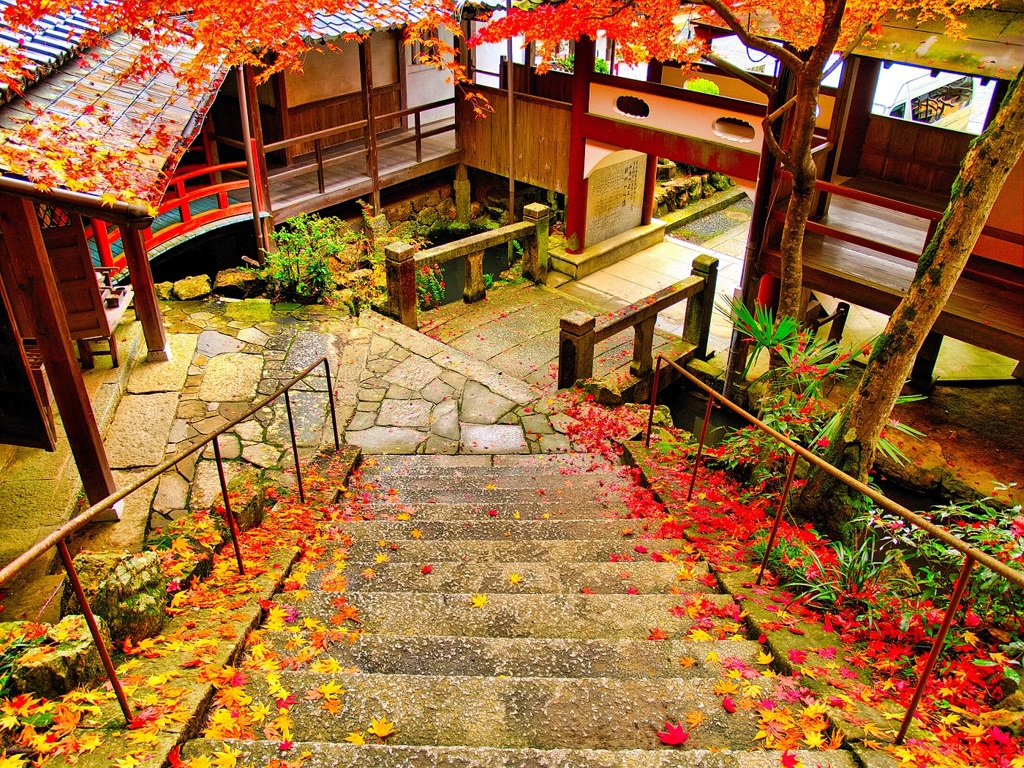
[93,297,584,544]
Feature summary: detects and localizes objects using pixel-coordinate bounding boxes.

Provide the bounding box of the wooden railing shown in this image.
[85,161,251,269]
[775,174,1024,283]
[383,204,551,329]
[557,255,718,389]
[259,97,456,197]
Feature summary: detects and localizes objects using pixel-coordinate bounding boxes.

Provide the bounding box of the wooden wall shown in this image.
[858,116,971,196]
[284,84,402,160]
[510,64,573,103]
[457,86,572,194]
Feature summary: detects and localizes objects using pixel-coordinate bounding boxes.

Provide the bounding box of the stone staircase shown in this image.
[183,454,857,767]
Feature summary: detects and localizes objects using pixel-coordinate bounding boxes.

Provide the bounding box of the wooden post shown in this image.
[0,194,117,508]
[631,316,656,377]
[565,36,595,254]
[641,154,659,225]
[558,310,596,389]
[384,242,418,329]
[120,226,169,362]
[464,251,485,304]
[360,39,381,214]
[910,331,943,391]
[237,67,267,260]
[683,254,719,360]
[243,66,273,230]
[522,203,550,284]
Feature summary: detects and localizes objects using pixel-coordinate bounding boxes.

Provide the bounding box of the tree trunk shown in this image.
[796,68,1024,542]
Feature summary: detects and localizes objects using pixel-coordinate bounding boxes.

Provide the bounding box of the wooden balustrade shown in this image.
[557,255,719,390]
[384,204,551,330]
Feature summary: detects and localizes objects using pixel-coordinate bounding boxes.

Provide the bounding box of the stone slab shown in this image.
[430,400,461,440]
[105,392,180,468]
[460,381,515,424]
[460,423,529,454]
[127,334,198,394]
[378,399,431,428]
[383,355,443,391]
[347,426,427,454]
[285,330,330,370]
[198,353,264,402]
[266,392,330,447]
[196,330,244,357]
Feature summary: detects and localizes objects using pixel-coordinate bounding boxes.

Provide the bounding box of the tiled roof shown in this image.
[0,0,97,104]
[303,1,434,43]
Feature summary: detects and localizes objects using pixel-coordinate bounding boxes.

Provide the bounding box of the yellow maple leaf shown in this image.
[470,594,488,608]
[375,553,390,564]
[756,650,774,665]
[184,757,213,768]
[367,715,397,740]
[317,680,345,702]
[0,752,28,768]
[212,746,242,768]
[410,529,423,539]
[686,711,705,728]
[509,573,523,585]
[712,679,740,696]
[678,656,697,668]
[345,730,365,745]
[688,628,713,642]
[803,730,825,749]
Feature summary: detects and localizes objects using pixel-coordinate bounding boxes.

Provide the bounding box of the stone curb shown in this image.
[621,440,919,768]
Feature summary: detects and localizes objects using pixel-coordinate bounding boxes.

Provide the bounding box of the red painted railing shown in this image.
[85,161,251,270]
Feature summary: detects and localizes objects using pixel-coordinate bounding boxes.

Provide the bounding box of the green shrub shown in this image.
[683,77,720,95]
[416,263,446,310]
[263,213,351,302]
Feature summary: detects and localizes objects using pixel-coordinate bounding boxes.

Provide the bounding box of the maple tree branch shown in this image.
[762,97,798,176]
[689,0,803,75]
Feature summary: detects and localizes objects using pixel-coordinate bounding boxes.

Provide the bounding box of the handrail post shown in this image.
[314,139,326,194]
[384,242,418,329]
[756,451,799,586]
[686,394,715,501]
[56,540,133,726]
[414,111,423,162]
[284,390,305,504]
[630,316,657,377]
[895,554,976,744]
[464,250,486,303]
[682,254,719,360]
[558,311,596,389]
[323,359,340,450]
[522,203,550,284]
[212,436,245,575]
[645,356,663,447]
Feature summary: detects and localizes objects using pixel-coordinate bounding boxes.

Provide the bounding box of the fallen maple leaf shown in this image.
[420,564,433,575]
[367,716,397,741]
[509,573,523,585]
[685,711,704,728]
[470,594,488,608]
[344,731,365,745]
[656,720,690,746]
[722,696,737,713]
[647,627,669,641]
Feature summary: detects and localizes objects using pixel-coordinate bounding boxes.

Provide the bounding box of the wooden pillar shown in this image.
[910,331,943,391]
[0,194,116,508]
[120,226,168,362]
[683,254,719,361]
[641,154,659,225]
[565,36,595,254]
[522,202,550,284]
[243,66,273,228]
[360,39,381,214]
[630,316,656,377]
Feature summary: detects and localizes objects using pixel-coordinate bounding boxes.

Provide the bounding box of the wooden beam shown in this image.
[120,227,168,362]
[0,194,116,507]
[641,153,658,225]
[565,36,595,254]
[360,39,381,214]
[244,65,274,233]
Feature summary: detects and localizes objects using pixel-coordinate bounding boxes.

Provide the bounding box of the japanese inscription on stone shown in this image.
[585,154,645,247]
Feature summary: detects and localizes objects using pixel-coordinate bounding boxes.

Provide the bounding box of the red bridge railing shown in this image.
[85,161,251,270]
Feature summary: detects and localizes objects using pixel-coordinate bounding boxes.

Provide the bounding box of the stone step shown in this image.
[331,519,639,542]
[321,560,710,594]
[259,634,758,679]
[363,453,611,474]
[340,538,696,565]
[278,592,734,639]
[348,500,632,522]
[349,487,618,505]
[359,473,622,493]
[209,672,770,750]
[184,741,858,768]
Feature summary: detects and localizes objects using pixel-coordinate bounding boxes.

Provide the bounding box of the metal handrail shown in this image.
[0,356,341,725]
[644,354,1024,744]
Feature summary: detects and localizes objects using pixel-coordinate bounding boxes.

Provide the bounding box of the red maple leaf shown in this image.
[656,720,690,746]
[722,696,737,713]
